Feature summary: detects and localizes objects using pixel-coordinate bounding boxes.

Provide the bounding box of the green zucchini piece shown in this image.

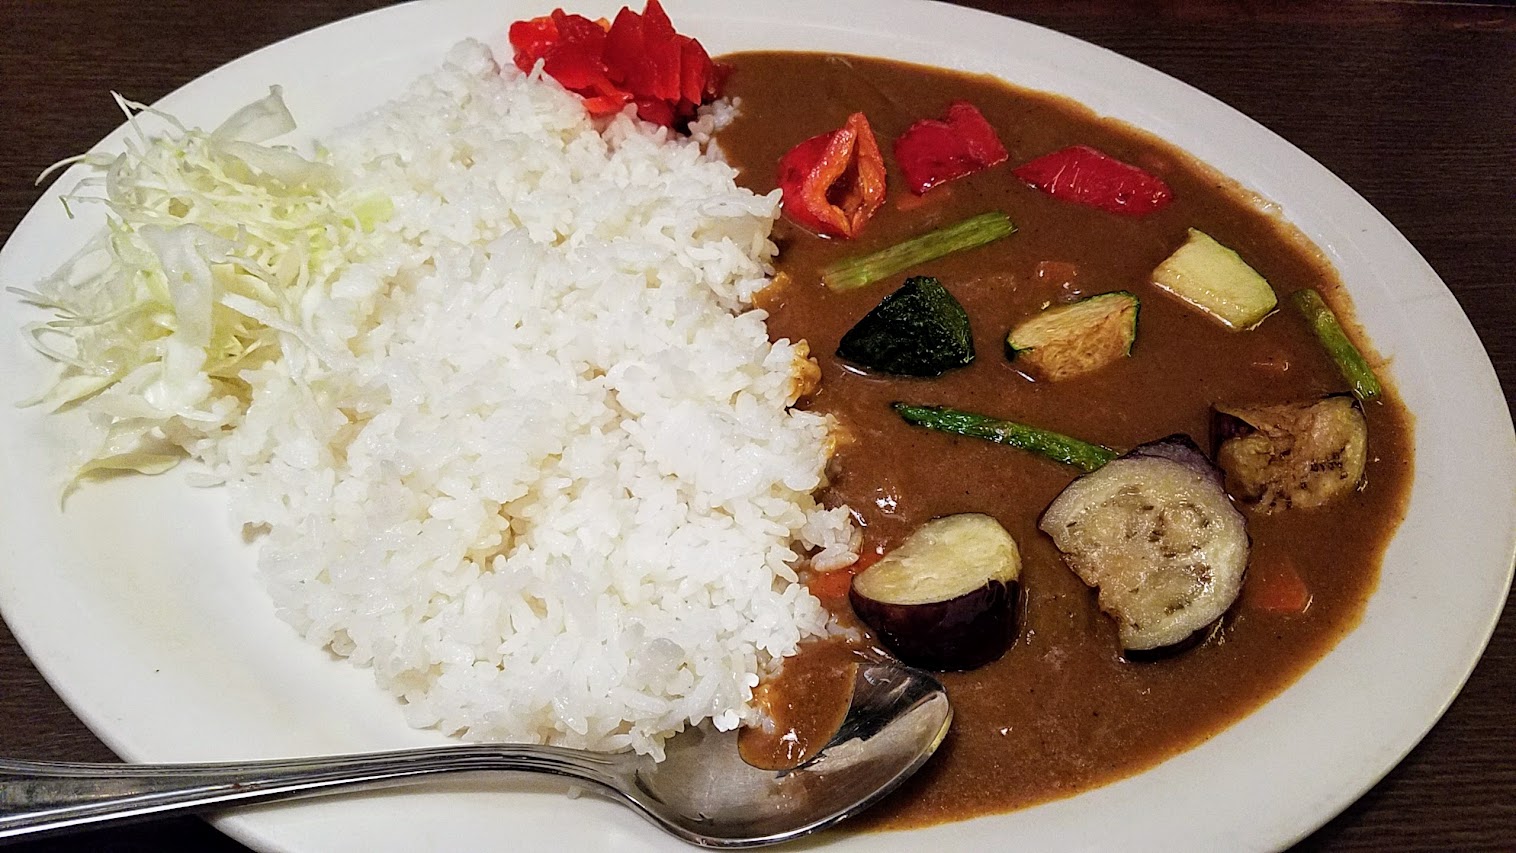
[1005,291,1139,381]
[822,212,1016,293]
[837,277,975,376]
[893,403,1117,472]
[1150,228,1277,330]
[1291,289,1382,401]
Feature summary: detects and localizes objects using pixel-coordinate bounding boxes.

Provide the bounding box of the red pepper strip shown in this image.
[604,0,723,125]
[512,1,726,128]
[511,9,627,116]
[893,101,1009,195]
[541,29,631,117]
[552,8,611,45]
[509,16,562,73]
[1012,145,1174,216]
[639,0,681,103]
[603,7,648,95]
[632,98,675,128]
[679,37,711,105]
[778,113,888,239]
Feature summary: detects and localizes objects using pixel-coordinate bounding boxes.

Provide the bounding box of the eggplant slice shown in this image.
[1040,435,1249,652]
[850,513,1021,671]
[1213,395,1368,513]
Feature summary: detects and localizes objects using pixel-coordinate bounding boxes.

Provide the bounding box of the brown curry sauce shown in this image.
[718,53,1413,829]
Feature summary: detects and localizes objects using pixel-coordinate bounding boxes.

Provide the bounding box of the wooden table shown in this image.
[2,1,1512,850]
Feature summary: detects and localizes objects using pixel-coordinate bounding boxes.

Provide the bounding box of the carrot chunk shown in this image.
[1246,558,1313,614]
[807,568,855,602]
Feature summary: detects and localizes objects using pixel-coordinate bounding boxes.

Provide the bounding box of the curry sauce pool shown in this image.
[719,51,1413,828]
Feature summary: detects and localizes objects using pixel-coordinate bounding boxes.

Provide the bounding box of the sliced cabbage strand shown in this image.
[9,87,391,487]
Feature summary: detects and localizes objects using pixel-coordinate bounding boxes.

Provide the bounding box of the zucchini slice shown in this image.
[1006,291,1139,381]
[1213,395,1368,512]
[1039,435,1249,653]
[836,276,975,376]
[1150,228,1277,330]
[850,514,1021,671]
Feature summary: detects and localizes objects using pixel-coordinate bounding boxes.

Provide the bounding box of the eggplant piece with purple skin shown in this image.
[1039,435,1249,653]
[1212,395,1368,513]
[849,513,1021,671]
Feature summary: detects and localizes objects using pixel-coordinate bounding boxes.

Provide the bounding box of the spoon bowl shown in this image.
[0,658,950,848]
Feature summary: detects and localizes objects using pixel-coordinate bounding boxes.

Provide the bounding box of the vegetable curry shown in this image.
[719,53,1414,828]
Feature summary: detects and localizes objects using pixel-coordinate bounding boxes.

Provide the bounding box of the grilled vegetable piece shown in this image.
[1213,395,1368,513]
[509,1,725,127]
[777,111,887,239]
[893,403,1117,472]
[1039,435,1249,652]
[1151,228,1277,330]
[1006,291,1139,381]
[1012,145,1174,216]
[1291,289,1383,401]
[893,101,1009,195]
[821,211,1015,292]
[836,277,974,376]
[1244,557,1313,615]
[850,514,1022,671]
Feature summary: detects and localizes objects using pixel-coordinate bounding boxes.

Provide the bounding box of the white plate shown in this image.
[1,1,1512,851]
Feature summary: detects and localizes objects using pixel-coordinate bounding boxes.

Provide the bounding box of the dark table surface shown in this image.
[2,1,1513,850]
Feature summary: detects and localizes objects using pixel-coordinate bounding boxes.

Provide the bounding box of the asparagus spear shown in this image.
[893,403,1117,472]
[1290,289,1382,402]
[822,212,1015,292]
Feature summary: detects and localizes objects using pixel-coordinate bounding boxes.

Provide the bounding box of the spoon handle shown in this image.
[0,745,634,840]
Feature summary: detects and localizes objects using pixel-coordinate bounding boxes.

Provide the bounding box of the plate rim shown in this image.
[1,1,1512,851]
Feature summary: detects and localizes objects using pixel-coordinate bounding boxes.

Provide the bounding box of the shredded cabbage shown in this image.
[10,88,391,488]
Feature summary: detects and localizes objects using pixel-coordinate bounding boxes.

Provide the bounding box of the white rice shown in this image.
[198,41,858,755]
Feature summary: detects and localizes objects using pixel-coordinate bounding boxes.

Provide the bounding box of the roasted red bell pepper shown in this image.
[508,15,562,69]
[893,101,1008,195]
[777,113,887,239]
[1012,145,1173,216]
[508,1,726,129]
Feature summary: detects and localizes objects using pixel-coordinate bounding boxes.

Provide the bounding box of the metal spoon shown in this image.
[0,658,950,847]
